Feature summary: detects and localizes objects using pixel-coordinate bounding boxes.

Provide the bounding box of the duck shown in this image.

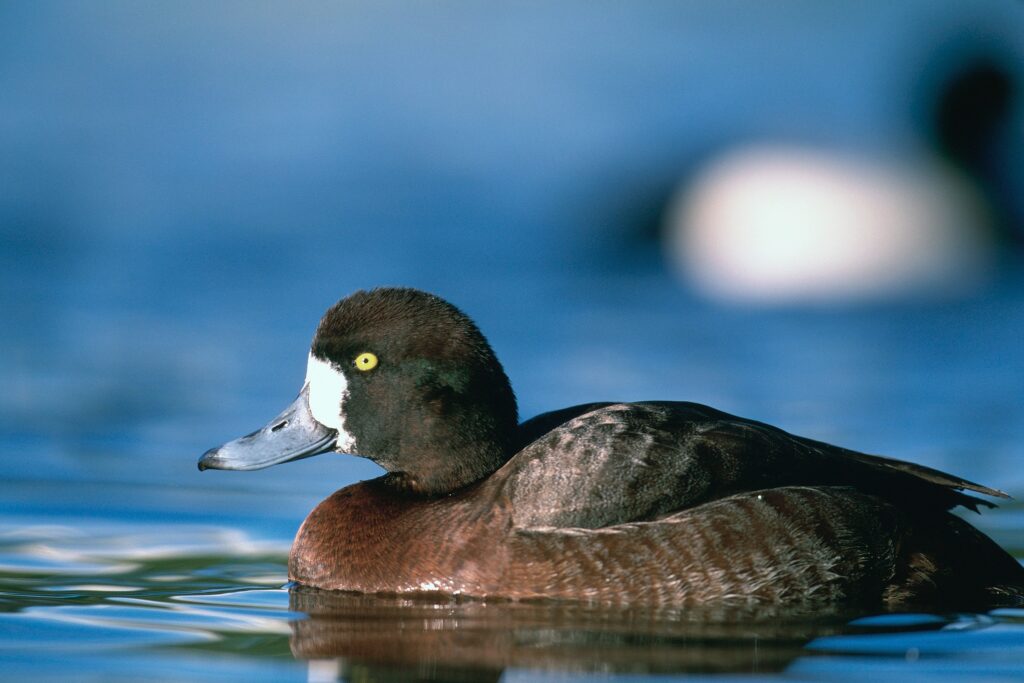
[664,143,995,302]
[663,57,1017,303]
[199,287,1024,608]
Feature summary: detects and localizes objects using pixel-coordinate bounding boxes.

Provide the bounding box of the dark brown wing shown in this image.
[505,485,1024,608]
[505,486,903,606]
[499,402,1003,531]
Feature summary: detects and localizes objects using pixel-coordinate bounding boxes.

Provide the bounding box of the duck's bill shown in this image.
[198,385,337,471]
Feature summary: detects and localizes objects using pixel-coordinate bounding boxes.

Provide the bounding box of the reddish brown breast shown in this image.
[289,479,513,595]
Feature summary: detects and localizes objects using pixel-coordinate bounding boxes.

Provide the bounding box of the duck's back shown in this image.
[491,402,1024,608]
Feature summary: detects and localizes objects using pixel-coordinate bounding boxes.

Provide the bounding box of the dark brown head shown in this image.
[199,288,519,496]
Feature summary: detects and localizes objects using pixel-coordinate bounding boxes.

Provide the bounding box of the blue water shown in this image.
[3,3,1024,681]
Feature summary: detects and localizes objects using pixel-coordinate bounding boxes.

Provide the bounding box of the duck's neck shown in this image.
[380,430,515,497]
[372,393,518,497]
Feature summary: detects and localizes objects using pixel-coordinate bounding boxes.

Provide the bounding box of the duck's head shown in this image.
[199,288,518,495]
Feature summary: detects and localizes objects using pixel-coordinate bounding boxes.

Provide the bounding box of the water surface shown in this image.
[2,267,1023,681]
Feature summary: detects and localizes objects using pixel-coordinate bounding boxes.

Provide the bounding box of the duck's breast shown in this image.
[288,479,513,594]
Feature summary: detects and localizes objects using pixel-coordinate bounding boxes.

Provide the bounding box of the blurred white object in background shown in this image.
[665,145,995,303]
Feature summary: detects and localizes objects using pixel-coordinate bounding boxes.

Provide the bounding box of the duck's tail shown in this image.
[885,511,1024,609]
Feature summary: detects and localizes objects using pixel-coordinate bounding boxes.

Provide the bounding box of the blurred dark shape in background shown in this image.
[932,58,1013,173]
[924,51,1020,245]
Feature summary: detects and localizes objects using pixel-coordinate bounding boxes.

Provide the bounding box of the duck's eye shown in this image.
[354,352,378,372]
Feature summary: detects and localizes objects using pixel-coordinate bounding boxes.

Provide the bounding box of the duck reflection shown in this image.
[287,586,931,680]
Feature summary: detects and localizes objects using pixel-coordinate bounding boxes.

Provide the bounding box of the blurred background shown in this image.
[3,0,1023,473]
[3,0,1024,517]
[1,2,1024,679]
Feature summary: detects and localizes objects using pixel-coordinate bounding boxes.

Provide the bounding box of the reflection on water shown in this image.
[284,591,1024,682]
[0,522,287,609]
[288,587,860,678]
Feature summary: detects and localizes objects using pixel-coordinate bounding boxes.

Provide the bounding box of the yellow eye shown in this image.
[354,352,378,372]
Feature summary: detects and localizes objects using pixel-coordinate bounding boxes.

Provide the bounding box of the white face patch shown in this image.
[305,353,356,452]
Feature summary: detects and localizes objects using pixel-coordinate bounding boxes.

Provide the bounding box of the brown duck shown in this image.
[200,288,1024,608]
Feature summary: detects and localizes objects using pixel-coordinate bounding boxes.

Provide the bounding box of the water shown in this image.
[3,3,1024,681]
[3,264,1023,681]
[2,519,1023,682]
